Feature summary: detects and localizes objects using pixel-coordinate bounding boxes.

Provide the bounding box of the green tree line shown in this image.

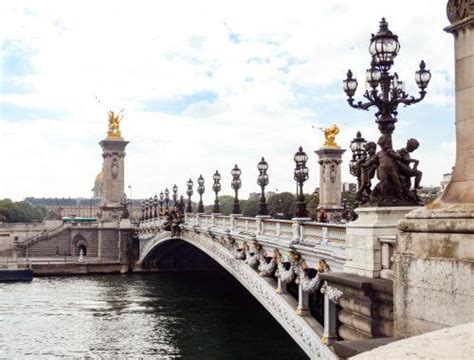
[0,199,48,223]
[203,191,357,219]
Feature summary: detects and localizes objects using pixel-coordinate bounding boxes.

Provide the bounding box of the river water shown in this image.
[0,272,307,359]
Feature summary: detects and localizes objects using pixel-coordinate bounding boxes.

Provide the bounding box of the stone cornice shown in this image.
[445,0,474,33]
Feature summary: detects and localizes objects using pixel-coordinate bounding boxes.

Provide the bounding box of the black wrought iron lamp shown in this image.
[186,178,194,213]
[257,157,269,216]
[231,165,242,214]
[212,170,221,213]
[293,147,309,218]
[197,175,205,213]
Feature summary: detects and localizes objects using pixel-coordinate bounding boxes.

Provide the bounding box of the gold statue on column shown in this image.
[107,110,123,139]
[319,124,340,147]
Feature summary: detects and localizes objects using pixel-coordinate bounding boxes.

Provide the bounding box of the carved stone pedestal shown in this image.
[99,139,129,221]
[315,147,345,211]
[394,207,474,337]
[344,207,416,278]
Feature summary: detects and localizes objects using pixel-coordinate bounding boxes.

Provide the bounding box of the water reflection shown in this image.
[0,272,307,359]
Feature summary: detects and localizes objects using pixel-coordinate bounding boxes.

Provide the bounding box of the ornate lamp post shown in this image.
[212,170,221,213]
[186,178,194,213]
[144,198,149,220]
[141,200,145,221]
[159,191,164,211]
[257,157,269,216]
[179,195,185,213]
[172,184,178,207]
[294,146,309,218]
[153,194,158,218]
[231,165,242,214]
[349,131,368,186]
[197,175,205,213]
[164,188,170,209]
[120,193,129,219]
[343,18,431,205]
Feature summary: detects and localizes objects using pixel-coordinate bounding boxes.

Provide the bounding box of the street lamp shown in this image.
[231,165,242,214]
[349,131,367,180]
[159,191,164,211]
[197,175,205,213]
[141,200,145,221]
[257,157,269,216]
[186,178,194,213]
[120,193,129,219]
[153,194,158,218]
[164,188,170,209]
[343,18,430,205]
[144,198,149,220]
[172,184,178,207]
[179,195,185,213]
[293,146,309,218]
[212,170,221,213]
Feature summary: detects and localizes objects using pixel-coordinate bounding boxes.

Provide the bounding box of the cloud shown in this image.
[0,0,455,202]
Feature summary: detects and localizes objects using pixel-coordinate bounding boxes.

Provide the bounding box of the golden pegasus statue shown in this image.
[107,110,123,139]
[319,124,340,147]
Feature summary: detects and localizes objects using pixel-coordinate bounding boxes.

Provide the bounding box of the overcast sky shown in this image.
[0,0,455,202]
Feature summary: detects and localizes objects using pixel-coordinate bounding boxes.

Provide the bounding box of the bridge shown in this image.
[136,212,396,359]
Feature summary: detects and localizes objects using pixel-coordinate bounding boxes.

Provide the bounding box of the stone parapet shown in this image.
[320,272,394,341]
[344,207,416,278]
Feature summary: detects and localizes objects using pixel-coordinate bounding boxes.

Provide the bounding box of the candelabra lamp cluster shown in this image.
[257,157,269,216]
[293,147,309,218]
[228,165,241,214]
[344,18,430,206]
[212,171,222,213]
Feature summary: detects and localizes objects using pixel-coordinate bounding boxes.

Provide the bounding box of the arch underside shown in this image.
[139,231,336,360]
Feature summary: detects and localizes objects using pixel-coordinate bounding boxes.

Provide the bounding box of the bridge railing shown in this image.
[181,213,347,246]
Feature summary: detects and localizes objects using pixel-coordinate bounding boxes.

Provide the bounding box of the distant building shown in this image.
[92,171,104,199]
[342,182,357,192]
[440,167,454,191]
[418,187,441,205]
[248,192,259,200]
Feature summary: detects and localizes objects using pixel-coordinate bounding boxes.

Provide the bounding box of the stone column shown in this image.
[315,147,346,210]
[276,277,287,294]
[99,138,129,220]
[394,2,474,338]
[440,1,474,205]
[296,283,310,316]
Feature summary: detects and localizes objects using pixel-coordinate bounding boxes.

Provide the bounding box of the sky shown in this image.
[0,0,455,203]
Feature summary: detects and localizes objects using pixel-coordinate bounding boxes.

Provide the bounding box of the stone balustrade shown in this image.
[378,235,396,280]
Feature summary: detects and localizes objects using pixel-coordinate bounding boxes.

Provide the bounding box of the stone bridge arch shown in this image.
[137,231,335,360]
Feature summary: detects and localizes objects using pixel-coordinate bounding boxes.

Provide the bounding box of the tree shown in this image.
[305,193,320,220]
[0,199,47,223]
[267,192,295,220]
[241,199,258,217]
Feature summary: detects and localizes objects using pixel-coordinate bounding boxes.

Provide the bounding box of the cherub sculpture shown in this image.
[397,138,422,190]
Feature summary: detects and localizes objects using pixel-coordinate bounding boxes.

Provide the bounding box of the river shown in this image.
[0,272,307,359]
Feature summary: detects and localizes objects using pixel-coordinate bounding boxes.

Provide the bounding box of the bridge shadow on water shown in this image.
[140,239,308,359]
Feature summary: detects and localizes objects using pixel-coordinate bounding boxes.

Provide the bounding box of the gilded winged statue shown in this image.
[107,110,123,139]
[319,124,340,147]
